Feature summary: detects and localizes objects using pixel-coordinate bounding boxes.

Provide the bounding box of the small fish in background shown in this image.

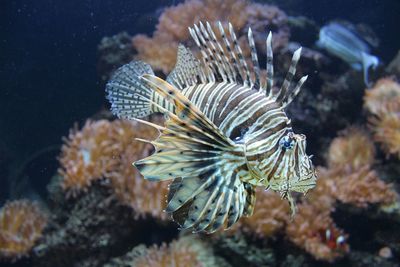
[106,21,317,233]
[317,22,379,86]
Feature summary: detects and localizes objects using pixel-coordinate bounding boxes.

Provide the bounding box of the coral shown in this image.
[132,236,221,267]
[286,203,349,262]
[368,102,400,158]
[238,188,290,238]
[327,127,375,171]
[365,78,400,158]
[324,167,397,208]
[132,0,289,74]
[58,118,170,220]
[58,120,120,197]
[33,183,144,267]
[212,232,276,267]
[0,200,47,261]
[107,140,169,220]
[364,78,400,115]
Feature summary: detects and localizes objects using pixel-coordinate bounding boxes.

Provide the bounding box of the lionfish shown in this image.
[106,21,317,233]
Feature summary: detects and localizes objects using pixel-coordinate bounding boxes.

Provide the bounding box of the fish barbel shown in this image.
[106,21,317,233]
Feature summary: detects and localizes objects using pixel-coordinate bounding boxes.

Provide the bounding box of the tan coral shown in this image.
[364,77,400,115]
[286,203,349,262]
[304,167,337,212]
[327,127,375,171]
[332,166,398,208]
[0,200,47,261]
[132,0,289,73]
[369,102,400,158]
[133,238,203,267]
[108,144,169,220]
[58,120,120,197]
[238,188,290,238]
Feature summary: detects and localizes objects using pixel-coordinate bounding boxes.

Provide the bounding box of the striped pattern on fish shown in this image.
[106,21,317,233]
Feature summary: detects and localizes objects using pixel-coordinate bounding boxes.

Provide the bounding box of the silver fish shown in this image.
[106,21,317,233]
[317,22,379,86]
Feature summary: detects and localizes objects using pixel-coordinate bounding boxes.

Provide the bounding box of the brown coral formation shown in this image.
[327,127,375,171]
[0,200,47,261]
[286,204,349,262]
[329,166,397,208]
[368,102,400,159]
[364,78,400,158]
[59,120,120,197]
[325,127,398,208]
[238,188,290,238]
[133,238,205,267]
[364,77,400,115]
[58,118,169,220]
[132,0,289,73]
[229,125,393,261]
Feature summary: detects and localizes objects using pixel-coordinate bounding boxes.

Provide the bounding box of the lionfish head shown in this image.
[270,131,317,197]
[246,130,317,198]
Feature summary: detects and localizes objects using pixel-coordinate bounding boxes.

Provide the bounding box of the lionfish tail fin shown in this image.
[106,61,156,119]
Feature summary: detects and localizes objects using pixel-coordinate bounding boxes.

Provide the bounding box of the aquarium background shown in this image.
[1,0,400,266]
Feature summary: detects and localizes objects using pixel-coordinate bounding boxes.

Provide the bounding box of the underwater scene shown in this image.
[1,0,400,266]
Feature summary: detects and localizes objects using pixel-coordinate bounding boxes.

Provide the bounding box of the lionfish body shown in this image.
[106,22,317,233]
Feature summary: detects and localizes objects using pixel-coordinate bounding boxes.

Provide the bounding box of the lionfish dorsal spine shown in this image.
[228,22,251,87]
[205,22,236,83]
[275,47,302,103]
[166,45,206,89]
[188,21,308,108]
[247,27,261,90]
[217,22,242,84]
[266,31,274,97]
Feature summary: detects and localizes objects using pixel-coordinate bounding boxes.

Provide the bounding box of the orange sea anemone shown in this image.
[58,119,162,199]
[238,188,290,238]
[132,237,215,267]
[364,77,400,115]
[327,127,375,171]
[368,102,400,158]
[0,200,47,261]
[132,0,289,73]
[58,120,120,197]
[332,166,398,208]
[108,147,169,220]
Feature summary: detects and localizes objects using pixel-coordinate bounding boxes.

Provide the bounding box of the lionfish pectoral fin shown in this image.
[242,183,256,217]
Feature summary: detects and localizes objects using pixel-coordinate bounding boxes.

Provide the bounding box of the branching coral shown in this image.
[0,200,47,261]
[132,0,289,73]
[238,188,290,238]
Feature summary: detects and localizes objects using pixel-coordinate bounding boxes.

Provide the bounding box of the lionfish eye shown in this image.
[279,135,294,150]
